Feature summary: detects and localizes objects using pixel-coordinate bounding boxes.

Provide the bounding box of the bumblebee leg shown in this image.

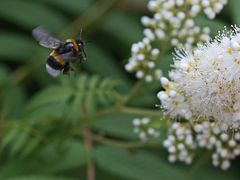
[63,63,70,74]
[63,63,75,75]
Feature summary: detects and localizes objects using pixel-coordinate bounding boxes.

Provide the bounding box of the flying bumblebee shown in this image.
[32,26,86,77]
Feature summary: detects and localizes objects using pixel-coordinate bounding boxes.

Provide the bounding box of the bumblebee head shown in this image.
[65,38,79,52]
[76,40,86,58]
[65,39,86,57]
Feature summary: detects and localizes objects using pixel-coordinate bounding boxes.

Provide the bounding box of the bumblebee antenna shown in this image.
[85,40,92,44]
[79,28,83,40]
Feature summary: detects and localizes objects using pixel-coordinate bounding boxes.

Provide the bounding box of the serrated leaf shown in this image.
[67,92,84,122]
[26,86,74,111]
[1,127,20,150]
[86,91,95,115]
[99,79,113,90]
[98,91,110,105]
[76,74,87,90]
[24,102,67,119]
[9,130,30,156]
[20,139,41,158]
[85,76,99,114]
[88,76,99,90]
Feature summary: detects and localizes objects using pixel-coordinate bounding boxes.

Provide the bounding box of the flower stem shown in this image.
[82,126,95,180]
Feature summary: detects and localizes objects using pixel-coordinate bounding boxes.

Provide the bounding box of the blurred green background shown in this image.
[0,0,240,180]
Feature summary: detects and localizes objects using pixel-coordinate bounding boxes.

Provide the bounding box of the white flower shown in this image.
[126,37,162,82]
[132,117,160,141]
[163,122,196,164]
[126,0,228,81]
[158,26,240,130]
[143,0,228,49]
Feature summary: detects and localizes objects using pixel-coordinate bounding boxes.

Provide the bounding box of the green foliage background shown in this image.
[0,0,239,180]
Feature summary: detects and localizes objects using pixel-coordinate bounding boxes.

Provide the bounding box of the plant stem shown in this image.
[94,105,163,118]
[82,126,95,180]
[93,134,159,148]
[118,1,147,13]
[122,80,144,105]
[120,106,163,117]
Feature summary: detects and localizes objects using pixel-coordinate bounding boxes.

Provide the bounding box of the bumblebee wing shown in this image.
[32,26,63,49]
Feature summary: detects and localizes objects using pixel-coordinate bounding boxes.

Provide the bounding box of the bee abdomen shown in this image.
[47,55,64,70]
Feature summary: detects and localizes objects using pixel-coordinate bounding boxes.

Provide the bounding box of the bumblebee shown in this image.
[32,26,86,77]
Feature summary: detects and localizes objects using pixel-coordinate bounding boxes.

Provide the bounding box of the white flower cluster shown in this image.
[126,0,227,82]
[157,77,192,120]
[158,26,240,130]
[194,121,240,170]
[164,121,240,170]
[148,0,227,20]
[163,122,196,164]
[133,117,160,141]
[125,38,162,82]
[145,0,227,48]
[158,26,240,170]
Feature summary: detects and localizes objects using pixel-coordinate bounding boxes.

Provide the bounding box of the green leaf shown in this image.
[93,114,137,139]
[89,76,99,90]
[0,141,87,178]
[157,54,173,77]
[86,76,99,114]
[24,102,67,120]
[96,146,239,180]
[9,130,30,156]
[85,91,95,115]
[1,127,20,151]
[1,86,26,119]
[96,146,185,180]
[229,0,240,24]
[76,74,87,90]
[20,139,41,158]
[0,64,10,85]
[6,176,77,180]
[26,86,74,111]
[40,0,93,15]
[67,92,84,122]
[0,0,67,31]
[25,76,119,120]
[195,16,228,36]
[0,32,37,61]
[42,140,88,173]
[101,12,143,46]
[85,45,130,88]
